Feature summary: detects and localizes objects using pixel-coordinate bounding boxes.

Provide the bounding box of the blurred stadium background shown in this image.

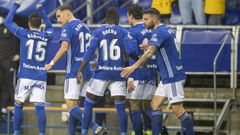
[0,0,240,135]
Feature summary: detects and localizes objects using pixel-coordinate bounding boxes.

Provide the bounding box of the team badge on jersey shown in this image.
[127,32,133,40]
[61,29,67,37]
[150,34,158,42]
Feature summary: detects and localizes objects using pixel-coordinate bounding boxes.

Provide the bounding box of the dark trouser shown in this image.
[0,57,14,110]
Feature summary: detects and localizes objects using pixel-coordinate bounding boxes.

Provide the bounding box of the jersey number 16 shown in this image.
[100,39,120,61]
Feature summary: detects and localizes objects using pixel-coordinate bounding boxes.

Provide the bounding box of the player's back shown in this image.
[92,24,131,81]
[18,28,52,81]
[150,24,186,83]
[60,19,92,80]
[128,23,158,81]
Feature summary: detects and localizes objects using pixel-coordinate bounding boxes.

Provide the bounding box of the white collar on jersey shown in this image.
[158,23,164,27]
[134,22,144,26]
[31,28,40,31]
[103,24,116,27]
[69,19,78,23]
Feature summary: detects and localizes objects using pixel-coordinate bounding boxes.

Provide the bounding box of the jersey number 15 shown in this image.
[26,39,47,62]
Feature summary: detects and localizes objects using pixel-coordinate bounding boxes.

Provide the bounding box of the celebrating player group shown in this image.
[4,0,194,135]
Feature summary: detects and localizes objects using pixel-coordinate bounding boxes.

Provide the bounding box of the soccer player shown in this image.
[44,5,107,135]
[4,1,53,135]
[127,4,158,135]
[77,7,137,135]
[121,8,195,135]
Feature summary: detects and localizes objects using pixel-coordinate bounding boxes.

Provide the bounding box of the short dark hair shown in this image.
[105,7,119,25]
[57,5,73,12]
[128,4,143,20]
[143,8,161,20]
[28,13,41,28]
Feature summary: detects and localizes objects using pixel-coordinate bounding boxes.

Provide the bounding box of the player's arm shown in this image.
[44,41,69,70]
[123,31,139,61]
[36,3,53,38]
[121,45,157,78]
[4,0,21,37]
[77,33,98,83]
[133,45,157,68]
[121,30,164,77]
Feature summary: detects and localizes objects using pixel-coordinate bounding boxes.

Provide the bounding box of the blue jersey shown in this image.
[128,23,158,81]
[149,24,186,84]
[59,19,92,80]
[4,3,53,81]
[84,24,137,81]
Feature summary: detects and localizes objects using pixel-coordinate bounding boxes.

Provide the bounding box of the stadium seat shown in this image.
[137,0,152,10]
[72,0,87,20]
[181,30,232,72]
[118,7,128,25]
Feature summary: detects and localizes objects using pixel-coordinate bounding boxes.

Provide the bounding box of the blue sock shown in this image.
[81,98,95,135]
[68,106,80,135]
[151,110,163,135]
[131,110,143,135]
[115,101,128,134]
[35,104,46,135]
[14,102,23,134]
[179,112,195,135]
[69,106,100,134]
[146,108,152,119]
[142,110,151,130]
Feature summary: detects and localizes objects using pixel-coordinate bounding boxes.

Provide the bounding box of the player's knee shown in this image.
[129,100,140,111]
[150,101,160,110]
[141,100,151,111]
[65,99,78,109]
[113,96,125,101]
[86,92,99,101]
[171,102,185,117]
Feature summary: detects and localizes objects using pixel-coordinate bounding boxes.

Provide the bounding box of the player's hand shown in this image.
[36,3,42,9]
[90,61,97,70]
[12,54,20,61]
[44,64,52,71]
[140,39,149,51]
[121,66,137,78]
[15,0,22,5]
[127,81,135,92]
[77,70,83,84]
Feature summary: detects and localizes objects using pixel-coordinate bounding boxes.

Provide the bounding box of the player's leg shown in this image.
[13,79,32,135]
[141,100,152,134]
[66,99,79,135]
[148,95,167,135]
[141,80,157,134]
[30,80,47,135]
[171,102,194,135]
[34,102,46,135]
[94,94,107,126]
[110,81,128,135]
[128,80,144,135]
[81,79,109,135]
[129,99,143,135]
[64,78,83,135]
[149,81,168,135]
[13,100,23,135]
[169,80,195,135]
[79,80,108,135]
